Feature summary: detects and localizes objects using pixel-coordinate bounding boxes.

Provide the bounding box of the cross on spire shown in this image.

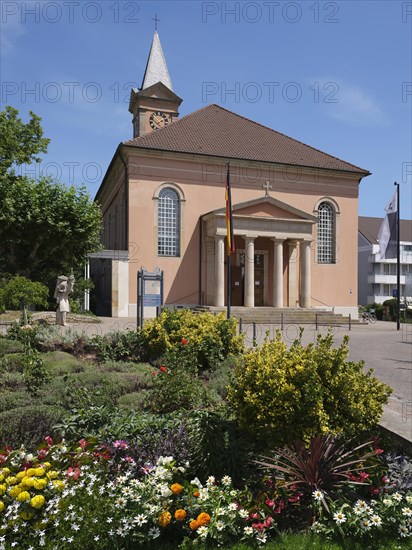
[152,13,160,31]
[263,181,272,196]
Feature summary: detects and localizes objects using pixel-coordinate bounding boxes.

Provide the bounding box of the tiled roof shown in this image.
[359,216,412,244]
[124,104,370,174]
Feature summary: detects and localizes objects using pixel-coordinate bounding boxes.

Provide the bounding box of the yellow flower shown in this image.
[175,509,187,521]
[30,495,45,509]
[20,510,35,521]
[8,486,21,498]
[0,475,4,483]
[33,479,47,490]
[170,483,183,495]
[16,471,27,481]
[0,501,4,513]
[53,480,65,492]
[197,512,211,526]
[42,462,51,470]
[24,477,35,488]
[159,511,172,527]
[16,491,31,502]
[46,471,58,480]
[35,468,45,477]
[26,468,36,477]
[0,484,6,496]
[1,468,10,475]
[6,477,17,486]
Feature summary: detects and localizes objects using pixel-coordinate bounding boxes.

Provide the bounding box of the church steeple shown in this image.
[129,30,182,138]
[141,31,173,92]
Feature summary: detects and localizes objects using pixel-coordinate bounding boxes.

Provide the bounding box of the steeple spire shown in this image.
[141,30,173,91]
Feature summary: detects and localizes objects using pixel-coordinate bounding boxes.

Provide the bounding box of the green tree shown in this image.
[0,106,102,282]
[0,106,50,174]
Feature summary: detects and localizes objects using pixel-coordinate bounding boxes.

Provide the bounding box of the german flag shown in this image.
[225,164,235,255]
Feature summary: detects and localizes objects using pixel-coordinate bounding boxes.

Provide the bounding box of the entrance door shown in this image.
[231,265,244,306]
[254,254,264,306]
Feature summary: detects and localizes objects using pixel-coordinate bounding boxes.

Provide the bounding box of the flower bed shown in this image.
[0,438,411,549]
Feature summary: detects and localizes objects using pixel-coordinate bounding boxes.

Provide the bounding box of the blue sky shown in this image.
[1,0,411,219]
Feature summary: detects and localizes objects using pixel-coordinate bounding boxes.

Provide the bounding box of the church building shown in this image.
[93,31,370,318]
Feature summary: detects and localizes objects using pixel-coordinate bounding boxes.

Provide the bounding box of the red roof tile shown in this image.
[124,104,369,174]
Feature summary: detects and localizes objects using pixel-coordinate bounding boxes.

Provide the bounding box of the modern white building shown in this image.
[358,217,412,305]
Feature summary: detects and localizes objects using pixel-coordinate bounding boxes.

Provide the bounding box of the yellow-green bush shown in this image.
[141,309,244,369]
[227,332,392,446]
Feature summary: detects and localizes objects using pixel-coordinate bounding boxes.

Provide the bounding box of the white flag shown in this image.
[377,189,398,259]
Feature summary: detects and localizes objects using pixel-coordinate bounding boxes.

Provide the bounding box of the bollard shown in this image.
[239,318,243,334]
[253,321,257,346]
[315,313,318,331]
[349,313,351,331]
[281,312,284,331]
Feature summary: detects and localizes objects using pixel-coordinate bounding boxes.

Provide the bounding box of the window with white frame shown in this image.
[317,201,336,263]
[158,188,180,256]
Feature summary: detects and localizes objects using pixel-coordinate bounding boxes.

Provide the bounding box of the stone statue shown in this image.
[54,275,75,326]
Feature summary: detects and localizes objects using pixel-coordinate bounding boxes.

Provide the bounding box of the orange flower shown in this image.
[170,483,183,495]
[197,512,211,526]
[189,519,200,530]
[193,490,200,497]
[159,511,172,527]
[174,509,187,521]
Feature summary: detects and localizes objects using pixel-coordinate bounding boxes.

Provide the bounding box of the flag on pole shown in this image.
[377,188,398,259]
[225,164,235,255]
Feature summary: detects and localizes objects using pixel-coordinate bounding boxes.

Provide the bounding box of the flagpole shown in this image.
[395,182,400,331]
[226,163,232,319]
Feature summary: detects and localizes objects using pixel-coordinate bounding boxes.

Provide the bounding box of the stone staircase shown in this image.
[193,306,359,326]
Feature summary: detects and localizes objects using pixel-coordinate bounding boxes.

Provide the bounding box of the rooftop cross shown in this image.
[152,13,160,31]
[263,181,272,196]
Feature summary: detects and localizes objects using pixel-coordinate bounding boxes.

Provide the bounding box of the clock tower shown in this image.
[129,31,182,138]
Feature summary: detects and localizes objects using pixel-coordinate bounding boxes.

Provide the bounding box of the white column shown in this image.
[214,235,225,307]
[288,240,299,307]
[244,236,255,307]
[301,240,312,308]
[272,238,284,307]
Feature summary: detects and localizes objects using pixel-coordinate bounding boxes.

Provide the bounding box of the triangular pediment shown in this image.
[206,196,317,223]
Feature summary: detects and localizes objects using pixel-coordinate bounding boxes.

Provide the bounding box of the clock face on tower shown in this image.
[149,111,170,130]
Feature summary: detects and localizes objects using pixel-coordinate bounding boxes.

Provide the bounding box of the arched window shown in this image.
[158,188,180,256]
[317,201,336,263]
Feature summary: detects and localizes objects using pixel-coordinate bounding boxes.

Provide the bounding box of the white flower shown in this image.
[228,503,238,511]
[370,515,382,527]
[206,476,215,486]
[71,524,80,531]
[353,505,364,515]
[148,527,161,539]
[312,489,323,502]
[255,532,267,544]
[355,500,368,509]
[94,536,99,542]
[393,492,403,502]
[333,511,346,524]
[361,519,371,530]
[216,521,225,531]
[399,525,410,537]
[191,477,202,487]
[135,514,148,526]
[406,496,412,504]
[115,497,127,508]
[197,526,208,538]
[239,508,249,519]
[244,526,254,535]
[383,498,393,507]
[402,507,412,517]
[222,475,232,486]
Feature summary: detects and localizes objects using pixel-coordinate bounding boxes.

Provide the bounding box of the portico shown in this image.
[203,196,317,308]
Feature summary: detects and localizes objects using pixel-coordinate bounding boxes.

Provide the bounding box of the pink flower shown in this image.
[78,439,88,449]
[265,499,275,508]
[66,467,81,481]
[181,338,188,345]
[152,370,157,376]
[159,365,167,373]
[44,436,53,446]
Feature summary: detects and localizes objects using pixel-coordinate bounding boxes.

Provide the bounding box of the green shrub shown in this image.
[0,390,33,414]
[228,332,392,447]
[141,309,244,369]
[92,330,144,362]
[0,404,65,448]
[0,275,48,310]
[0,352,25,372]
[0,338,24,356]
[144,344,218,414]
[117,390,149,411]
[0,370,25,390]
[41,351,86,375]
